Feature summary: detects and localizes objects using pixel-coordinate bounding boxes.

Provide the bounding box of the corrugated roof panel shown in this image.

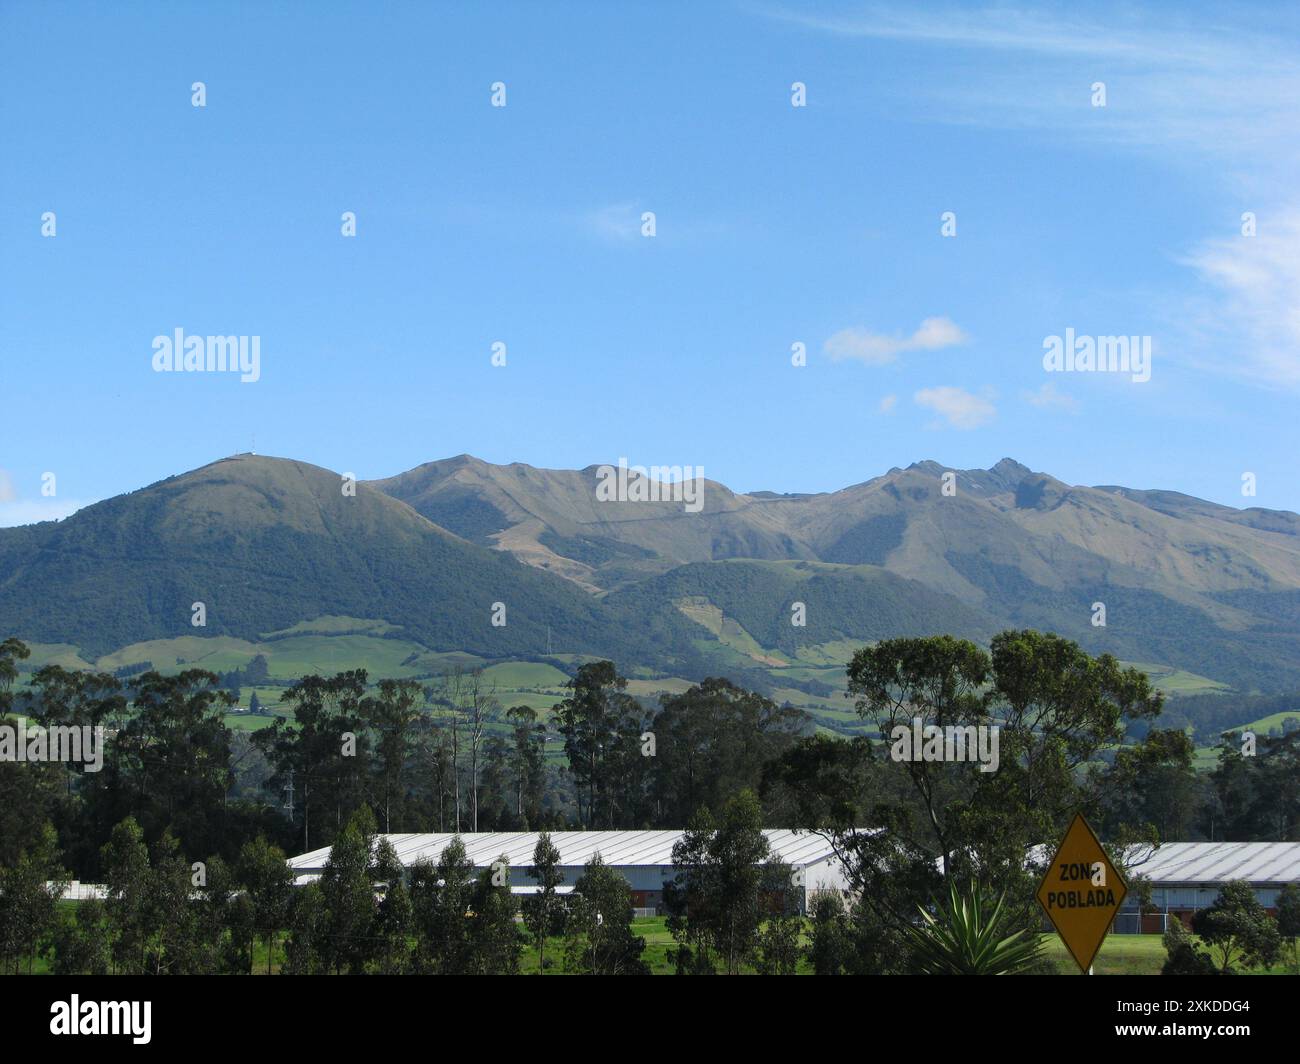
[288,829,842,874]
[289,835,1300,884]
[1131,842,1300,883]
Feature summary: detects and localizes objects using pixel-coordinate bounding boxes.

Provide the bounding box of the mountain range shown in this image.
[3,452,1299,693]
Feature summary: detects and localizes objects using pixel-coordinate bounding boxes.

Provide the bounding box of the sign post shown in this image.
[1036,813,1127,975]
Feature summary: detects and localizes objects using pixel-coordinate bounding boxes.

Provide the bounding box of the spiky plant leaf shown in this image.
[905,880,1044,975]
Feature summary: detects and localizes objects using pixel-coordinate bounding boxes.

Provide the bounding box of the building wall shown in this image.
[504,862,811,914]
[802,855,853,900]
[1117,883,1286,929]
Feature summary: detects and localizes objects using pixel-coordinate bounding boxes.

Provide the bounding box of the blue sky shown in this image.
[2,1,1298,523]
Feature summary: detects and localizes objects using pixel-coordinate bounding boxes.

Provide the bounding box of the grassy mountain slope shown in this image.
[4,452,1300,692]
[0,455,680,661]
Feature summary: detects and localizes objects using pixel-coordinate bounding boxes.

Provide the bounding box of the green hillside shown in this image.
[0,455,690,665]
[4,452,1300,698]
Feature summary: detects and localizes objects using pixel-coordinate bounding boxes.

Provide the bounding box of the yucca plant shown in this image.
[904,879,1044,975]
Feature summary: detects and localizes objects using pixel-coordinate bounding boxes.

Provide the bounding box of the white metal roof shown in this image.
[1126,842,1300,885]
[288,829,840,874]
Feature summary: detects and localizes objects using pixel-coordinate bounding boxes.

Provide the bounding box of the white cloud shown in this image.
[767,4,1300,393]
[914,386,996,429]
[1022,382,1080,412]
[0,467,92,525]
[825,316,967,365]
[878,394,898,413]
[1180,211,1300,389]
[0,498,90,528]
[585,203,644,243]
[761,5,1300,174]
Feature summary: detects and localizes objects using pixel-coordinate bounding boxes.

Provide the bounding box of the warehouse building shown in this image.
[1115,841,1300,932]
[288,829,852,914]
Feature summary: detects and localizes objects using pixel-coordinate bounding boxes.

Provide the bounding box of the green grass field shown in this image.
[1192,709,1300,768]
[13,908,1296,975]
[1121,662,1231,696]
[1240,710,1300,734]
[478,661,570,689]
[13,628,1271,750]
[517,925,1295,975]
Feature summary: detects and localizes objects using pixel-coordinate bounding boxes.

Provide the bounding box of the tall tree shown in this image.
[465,670,498,832]
[806,891,852,975]
[650,677,810,826]
[432,668,470,831]
[144,830,199,974]
[101,816,151,974]
[846,635,991,881]
[363,679,422,832]
[777,629,1162,973]
[410,836,476,974]
[51,898,111,975]
[1192,880,1282,974]
[664,789,786,975]
[370,836,413,974]
[563,853,648,975]
[1098,728,1199,842]
[468,857,521,974]
[318,806,379,974]
[506,705,547,827]
[0,821,67,974]
[553,661,646,828]
[116,670,236,859]
[524,831,565,973]
[256,670,369,852]
[238,835,294,974]
[0,643,83,867]
[283,883,329,975]
[0,637,28,705]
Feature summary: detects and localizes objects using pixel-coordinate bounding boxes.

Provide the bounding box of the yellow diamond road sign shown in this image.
[1036,813,1127,974]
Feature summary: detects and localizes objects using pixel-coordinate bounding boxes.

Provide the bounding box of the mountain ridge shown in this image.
[3,452,1299,691]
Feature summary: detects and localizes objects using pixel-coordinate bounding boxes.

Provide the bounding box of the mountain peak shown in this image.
[991,457,1031,477]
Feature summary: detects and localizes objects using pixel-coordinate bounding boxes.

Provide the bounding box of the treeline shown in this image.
[3,629,1300,977]
[1155,690,1300,744]
[0,793,806,976]
[216,653,270,696]
[0,639,811,877]
[5,807,1300,976]
[0,819,292,975]
[3,631,1299,886]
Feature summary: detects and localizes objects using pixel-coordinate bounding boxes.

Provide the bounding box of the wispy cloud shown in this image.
[0,499,90,528]
[584,203,646,244]
[1022,381,1080,412]
[0,467,90,526]
[825,316,967,365]
[1179,211,1300,389]
[914,385,996,429]
[878,393,898,413]
[760,4,1300,173]
[768,3,1300,389]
